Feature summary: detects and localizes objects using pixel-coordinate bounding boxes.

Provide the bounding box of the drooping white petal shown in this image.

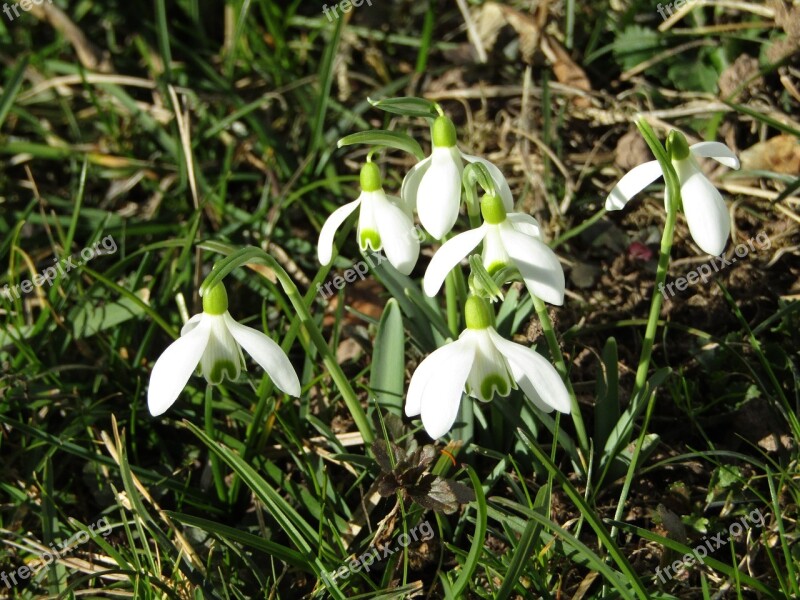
[487,329,571,414]
[500,223,565,306]
[506,213,542,239]
[416,146,464,240]
[690,142,740,170]
[180,313,204,336]
[406,337,473,419]
[423,225,487,297]
[406,336,463,417]
[400,155,433,213]
[200,314,243,385]
[416,337,476,439]
[482,225,511,273]
[223,313,301,396]
[372,192,420,275]
[461,152,514,211]
[605,160,663,211]
[388,193,413,219]
[148,316,212,416]
[462,329,514,402]
[317,197,362,265]
[675,158,730,256]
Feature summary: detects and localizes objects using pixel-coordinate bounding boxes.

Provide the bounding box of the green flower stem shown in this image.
[630,118,680,401]
[205,385,227,503]
[202,246,374,444]
[445,268,460,336]
[609,117,681,542]
[230,272,326,504]
[531,295,589,458]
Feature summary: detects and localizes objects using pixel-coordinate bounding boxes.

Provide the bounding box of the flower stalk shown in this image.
[531,294,589,456]
[608,117,682,542]
[202,246,375,444]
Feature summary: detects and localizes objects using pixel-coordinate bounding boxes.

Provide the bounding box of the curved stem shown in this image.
[630,117,681,401]
[531,295,589,458]
[609,117,681,542]
[202,247,374,444]
[205,385,227,503]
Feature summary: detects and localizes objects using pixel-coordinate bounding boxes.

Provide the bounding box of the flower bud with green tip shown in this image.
[401,114,515,240]
[318,160,421,275]
[423,193,565,306]
[606,129,740,255]
[147,281,301,416]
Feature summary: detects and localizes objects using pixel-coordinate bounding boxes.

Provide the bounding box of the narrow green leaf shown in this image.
[184,421,348,599]
[519,431,650,600]
[594,337,620,455]
[337,130,424,161]
[166,512,310,571]
[370,298,405,415]
[368,96,438,119]
[450,466,487,597]
[0,56,28,130]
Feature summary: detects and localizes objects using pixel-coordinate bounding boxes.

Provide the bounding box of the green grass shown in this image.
[1,0,798,598]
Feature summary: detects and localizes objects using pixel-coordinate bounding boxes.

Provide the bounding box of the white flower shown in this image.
[405,296,570,439]
[605,137,740,256]
[147,284,301,416]
[318,162,420,275]
[423,194,565,306]
[401,115,513,240]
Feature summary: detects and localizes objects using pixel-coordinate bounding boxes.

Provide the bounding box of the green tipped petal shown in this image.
[206,359,239,385]
[480,374,510,400]
[359,228,381,251]
[203,284,228,315]
[486,260,507,275]
[432,115,457,148]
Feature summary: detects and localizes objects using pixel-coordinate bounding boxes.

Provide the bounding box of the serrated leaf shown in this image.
[613,25,662,71]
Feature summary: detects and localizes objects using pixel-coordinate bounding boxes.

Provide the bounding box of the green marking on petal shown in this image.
[360,162,382,192]
[432,115,457,148]
[359,229,381,251]
[202,284,228,315]
[206,359,238,385]
[481,374,509,400]
[486,261,507,275]
[666,130,690,161]
[465,295,493,330]
[480,194,507,224]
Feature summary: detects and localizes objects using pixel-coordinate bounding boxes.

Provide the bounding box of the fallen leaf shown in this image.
[740,135,800,175]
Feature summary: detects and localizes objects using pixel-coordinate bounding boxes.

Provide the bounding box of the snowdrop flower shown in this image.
[605,132,740,256]
[148,283,301,416]
[405,295,570,439]
[318,161,420,275]
[401,115,514,240]
[423,193,565,306]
